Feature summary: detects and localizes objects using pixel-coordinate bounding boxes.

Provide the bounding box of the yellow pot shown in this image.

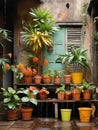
[60,109,72,122]
[78,107,92,122]
[71,72,83,84]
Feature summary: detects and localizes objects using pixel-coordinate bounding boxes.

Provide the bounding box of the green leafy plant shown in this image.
[20,8,59,53]
[53,70,62,77]
[17,88,38,108]
[1,87,20,110]
[82,80,95,91]
[56,46,89,72]
[0,28,12,42]
[55,84,66,93]
[43,68,53,77]
[0,28,12,73]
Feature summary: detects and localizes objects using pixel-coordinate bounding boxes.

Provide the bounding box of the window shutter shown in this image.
[66,27,82,52]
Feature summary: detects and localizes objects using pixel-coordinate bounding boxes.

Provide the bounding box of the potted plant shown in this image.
[29,86,39,99]
[81,80,95,100]
[1,87,20,120]
[71,85,83,101]
[34,75,42,84]
[38,87,49,100]
[17,87,38,120]
[53,70,62,85]
[65,90,72,100]
[56,46,90,84]
[42,68,53,84]
[55,84,66,100]
[20,8,59,54]
[63,65,72,85]
[11,63,34,83]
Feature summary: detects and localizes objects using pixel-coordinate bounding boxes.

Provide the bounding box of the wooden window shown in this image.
[66,27,82,52]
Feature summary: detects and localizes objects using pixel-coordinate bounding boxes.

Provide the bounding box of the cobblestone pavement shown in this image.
[0,118,98,130]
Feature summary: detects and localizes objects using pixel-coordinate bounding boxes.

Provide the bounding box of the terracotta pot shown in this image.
[39,93,48,100]
[65,91,72,100]
[32,69,37,76]
[43,76,52,84]
[34,75,42,84]
[82,90,92,100]
[54,76,62,85]
[72,88,81,101]
[57,93,65,100]
[64,75,71,84]
[21,108,33,121]
[6,109,18,120]
[23,75,33,83]
[72,92,81,101]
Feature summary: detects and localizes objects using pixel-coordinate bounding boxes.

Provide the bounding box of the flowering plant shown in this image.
[38,87,49,95]
[0,53,12,73]
[29,86,39,95]
[11,63,34,81]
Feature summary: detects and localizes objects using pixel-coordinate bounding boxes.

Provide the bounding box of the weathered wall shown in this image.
[40,0,90,22]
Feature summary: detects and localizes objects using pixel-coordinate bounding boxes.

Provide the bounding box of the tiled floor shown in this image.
[0,118,98,130]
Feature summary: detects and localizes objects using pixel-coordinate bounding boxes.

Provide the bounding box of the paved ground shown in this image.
[0,118,98,130]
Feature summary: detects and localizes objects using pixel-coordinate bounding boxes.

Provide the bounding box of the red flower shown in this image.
[32,57,39,63]
[43,59,48,66]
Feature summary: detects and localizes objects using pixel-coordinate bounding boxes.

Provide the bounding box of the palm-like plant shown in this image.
[21,8,59,53]
[56,46,89,72]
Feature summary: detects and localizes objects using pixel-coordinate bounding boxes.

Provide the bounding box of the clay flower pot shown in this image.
[43,76,52,84]
[6,109,18,121]
[23,75,33,83]
[64,74,71,85]
[72,88,81,101]
[21,108,33,121]
[65,91,72,100]
[38,87,49,100]
[34,75,42,84]
[57,93,65,100]
[82,90,92,100]
[54,76,62,85]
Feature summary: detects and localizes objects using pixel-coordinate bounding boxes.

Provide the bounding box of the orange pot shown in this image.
[43,76,52,84]
[23,75,33,83]
[54,76,62,85]
[82,90,92,100]
[21,108,33,121]
[39,93,48,100]
[57,93,65,100]
[34,75,42,84]
[6,109,18,121]
[64,75,71,84]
